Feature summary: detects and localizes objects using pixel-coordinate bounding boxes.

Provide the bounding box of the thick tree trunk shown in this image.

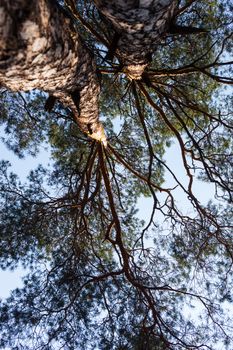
[94,0,178,79]
[0,0,106,143]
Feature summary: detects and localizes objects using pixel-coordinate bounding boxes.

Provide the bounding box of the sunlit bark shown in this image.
[94,0,178,79]
[0,0,106,143]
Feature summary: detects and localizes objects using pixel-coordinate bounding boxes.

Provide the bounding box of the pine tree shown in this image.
[0,0,232,349]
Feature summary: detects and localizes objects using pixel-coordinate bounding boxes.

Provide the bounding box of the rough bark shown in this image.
[0,0,106,143]
[94,0,178,79]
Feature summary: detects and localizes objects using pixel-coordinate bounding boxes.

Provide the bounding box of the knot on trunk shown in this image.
[123,63,148,80]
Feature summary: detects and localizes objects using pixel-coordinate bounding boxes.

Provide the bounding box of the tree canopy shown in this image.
[0,0,232,349]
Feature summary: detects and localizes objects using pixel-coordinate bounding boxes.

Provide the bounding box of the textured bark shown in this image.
[0,0,106,143]
[94,0,178,79]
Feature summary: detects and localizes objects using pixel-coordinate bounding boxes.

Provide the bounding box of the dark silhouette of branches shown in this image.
[0,0,232,349]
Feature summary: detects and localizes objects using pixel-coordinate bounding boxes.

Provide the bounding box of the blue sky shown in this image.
[0,132,51,299]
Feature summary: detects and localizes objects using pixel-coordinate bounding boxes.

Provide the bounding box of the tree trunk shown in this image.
[0,0,106,143]
[94,0,178,79]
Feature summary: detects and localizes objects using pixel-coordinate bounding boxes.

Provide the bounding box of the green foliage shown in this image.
[0,0,232,349]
